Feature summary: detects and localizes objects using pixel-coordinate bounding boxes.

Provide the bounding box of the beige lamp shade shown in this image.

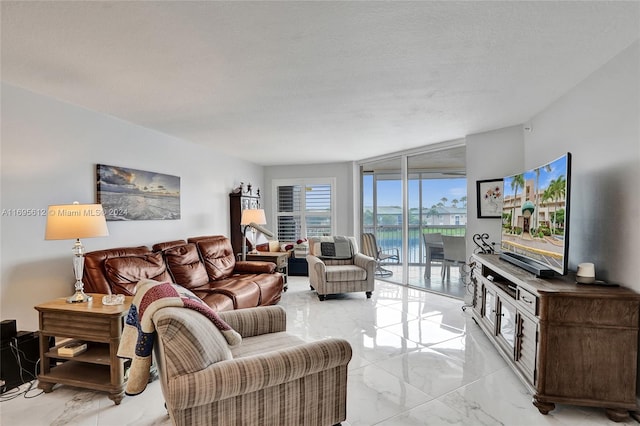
[240,209,266,226]
[45,203,109,240]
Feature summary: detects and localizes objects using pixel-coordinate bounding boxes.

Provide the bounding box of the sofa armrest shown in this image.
[218,305,286,337]
[166,338,352,410]
[234,260,276,274]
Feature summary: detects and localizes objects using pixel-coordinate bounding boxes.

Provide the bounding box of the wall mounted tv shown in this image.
[500,153,571,277]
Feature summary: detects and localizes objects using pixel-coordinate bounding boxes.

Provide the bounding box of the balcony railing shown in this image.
[363,225,466,265]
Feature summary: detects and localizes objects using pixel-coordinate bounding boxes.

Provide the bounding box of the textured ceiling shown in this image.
[2,1,639,166]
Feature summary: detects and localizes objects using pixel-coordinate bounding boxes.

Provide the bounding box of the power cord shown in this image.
[0,337,44,401]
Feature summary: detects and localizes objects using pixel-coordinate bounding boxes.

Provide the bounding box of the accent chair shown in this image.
[153,305,352,426]
[306,236,376,301]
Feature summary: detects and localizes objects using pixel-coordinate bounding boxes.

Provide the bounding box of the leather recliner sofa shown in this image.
[82,235,284,311]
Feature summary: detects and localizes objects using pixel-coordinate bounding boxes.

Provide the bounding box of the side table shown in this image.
[245,251,290,290]
[34,294,132,405]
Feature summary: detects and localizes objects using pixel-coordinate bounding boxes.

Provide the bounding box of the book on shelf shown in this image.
[58,340,87,357]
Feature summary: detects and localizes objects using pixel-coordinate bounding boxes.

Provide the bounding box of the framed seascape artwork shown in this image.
[476,178,503,219]
[96,164,181,221]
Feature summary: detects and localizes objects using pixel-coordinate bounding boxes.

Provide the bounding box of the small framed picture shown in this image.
[476,179,503,219]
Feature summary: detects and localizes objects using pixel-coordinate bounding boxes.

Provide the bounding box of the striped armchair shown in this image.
[306,236,376,301]
[153,305,351,426]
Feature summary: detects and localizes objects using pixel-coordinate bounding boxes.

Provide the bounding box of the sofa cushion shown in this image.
[163,243,209,289]
[230,331,306,359]
[192,292,236,312]
[194,236,236,281]
[197,278,261,309]
[325,265,367,282]
[104,252,171,294]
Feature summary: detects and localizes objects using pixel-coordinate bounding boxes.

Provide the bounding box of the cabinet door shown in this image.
[515,312,538,386]
[497,297,517,358]
[481,284,497,335]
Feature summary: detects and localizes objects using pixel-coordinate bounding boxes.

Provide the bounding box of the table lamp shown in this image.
[45,202,109,303]
[240,208,267,258]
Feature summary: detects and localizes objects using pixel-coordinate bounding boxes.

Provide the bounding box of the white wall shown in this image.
[0,84,263,331]
[525,41,639,289]
[465,125,525,261]
[263,162,355,237]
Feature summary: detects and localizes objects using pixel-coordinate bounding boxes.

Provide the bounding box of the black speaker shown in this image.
[0,331,51,393]
[1,319,17,342]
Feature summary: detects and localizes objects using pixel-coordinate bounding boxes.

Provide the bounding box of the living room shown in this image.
[1,2,639,425]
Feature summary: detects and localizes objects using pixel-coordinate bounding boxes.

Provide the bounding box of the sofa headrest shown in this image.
[162,243,209,290]
[83,246,152,295]
[193,236,236,281]
[152,240,187,252]
[104,252,172,295]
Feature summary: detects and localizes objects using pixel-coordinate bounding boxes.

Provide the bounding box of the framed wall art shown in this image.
[476,178,503,219]
[96,164,181,221]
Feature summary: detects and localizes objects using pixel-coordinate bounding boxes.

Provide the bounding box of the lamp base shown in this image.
[67,284,93,304]
[249,249,259,254]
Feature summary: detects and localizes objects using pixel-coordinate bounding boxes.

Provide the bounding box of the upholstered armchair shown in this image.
[152,305,351,426]
[306,236,376,301]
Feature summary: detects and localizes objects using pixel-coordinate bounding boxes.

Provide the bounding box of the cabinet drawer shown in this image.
[517,287,538,316]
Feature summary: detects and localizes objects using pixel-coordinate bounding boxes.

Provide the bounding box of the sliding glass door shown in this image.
[360,146,467,298]
[362,157,404,284]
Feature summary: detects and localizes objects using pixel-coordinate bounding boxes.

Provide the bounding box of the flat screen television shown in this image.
[500,153,571,277]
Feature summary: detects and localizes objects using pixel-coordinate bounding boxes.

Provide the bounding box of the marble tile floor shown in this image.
[383,264,471,300]
[1,277,637,425]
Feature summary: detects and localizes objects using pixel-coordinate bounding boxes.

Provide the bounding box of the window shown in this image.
[273,178,335,242]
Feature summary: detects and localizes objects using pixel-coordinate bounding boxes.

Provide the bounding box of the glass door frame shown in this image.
[358,141,466,287]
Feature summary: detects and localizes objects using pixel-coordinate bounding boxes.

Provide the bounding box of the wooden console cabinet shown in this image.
[471,254,640,421]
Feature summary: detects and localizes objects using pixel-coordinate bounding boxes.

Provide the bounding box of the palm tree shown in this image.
[510,174,525,230]
[460,196,467,207]
[533,164,552,230]
[549,175,566,235]
[541,186,554,233]
[440,197,448,207]
[451,199,459,208]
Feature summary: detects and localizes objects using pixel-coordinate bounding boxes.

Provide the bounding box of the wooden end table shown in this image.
[245,251,290,290]
[34,294,132,405]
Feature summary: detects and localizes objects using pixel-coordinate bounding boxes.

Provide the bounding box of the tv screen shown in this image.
[500,153,571,276]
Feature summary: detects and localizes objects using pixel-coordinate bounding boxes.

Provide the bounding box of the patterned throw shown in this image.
[117,279,241,396]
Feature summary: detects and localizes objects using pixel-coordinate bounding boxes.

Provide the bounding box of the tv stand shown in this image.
[471,254,640,422]
[499,252,554,277]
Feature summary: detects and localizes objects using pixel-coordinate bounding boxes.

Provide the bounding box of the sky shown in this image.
[363,176,467,208]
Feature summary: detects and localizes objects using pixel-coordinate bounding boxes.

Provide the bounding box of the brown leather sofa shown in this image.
[82,235,284,311]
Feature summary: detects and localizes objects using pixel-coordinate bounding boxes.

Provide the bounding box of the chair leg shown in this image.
[318,294,326,301]
[366,291,372,299]
[375,264,393,278]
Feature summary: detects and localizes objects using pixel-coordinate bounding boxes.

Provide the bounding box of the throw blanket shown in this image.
[312,236,353,260]
[117,279,241,396]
